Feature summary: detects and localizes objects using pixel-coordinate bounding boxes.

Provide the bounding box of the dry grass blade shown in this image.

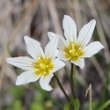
[90,57,104,80]
[40,0,49,46]
[86,0,110,63]
[0,0,40,90]
[8,0,40,51]
[85,84,93,110]
[72,0,82,29]
[48,0,62,34]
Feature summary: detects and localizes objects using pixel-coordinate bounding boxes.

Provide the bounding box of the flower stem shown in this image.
[70,63,76,98]
[54,74,70,102]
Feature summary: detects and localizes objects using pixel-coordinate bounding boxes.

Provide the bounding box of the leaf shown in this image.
[7,100,23,110]
[30,93,44,110]
[98,100,110,110]
[30,103,43,110]
[64,102,71,110]
[9,86,25,99]
[72,99,80,110]
[64,99,80,110]
[75,72,87,87]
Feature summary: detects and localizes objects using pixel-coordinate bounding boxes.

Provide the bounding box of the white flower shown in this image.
[6,35,65,91]
[48,15,104,69]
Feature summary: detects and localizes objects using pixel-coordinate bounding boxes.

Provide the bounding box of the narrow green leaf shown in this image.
[64,102,71,110]
[98,100,110,110]
[72,99,80,110]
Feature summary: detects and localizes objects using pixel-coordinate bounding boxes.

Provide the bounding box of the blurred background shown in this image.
[0,0,110,110]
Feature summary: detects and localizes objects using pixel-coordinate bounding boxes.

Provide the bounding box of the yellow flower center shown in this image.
[64,42,84,61]
[33,56,54,76]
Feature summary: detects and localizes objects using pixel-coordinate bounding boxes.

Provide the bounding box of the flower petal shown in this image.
[39,73,53,91]
[63,15,77,42]
[58,35,67,50]
[6,56,34,70]
[78,19,96,47]
[24,36,44,59]
[16,70,40,85]
[71,58,85,69]
[48,32,67,51]
[45,34,58,60]
[52,58,65,72]
[83,41,104,58]
[48,32,56,40]
[58,50,70,61]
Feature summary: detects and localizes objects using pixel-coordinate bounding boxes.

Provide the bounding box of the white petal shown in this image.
[48,32,56,40]
[58,35,67,50]
[48,32,67,51]
[16,70,40,85]
[39,73,53,91]
[52,58,65,72]
[83,41,104,58]
[78,19,96,47]
[24,36,44,59]
[58,50,69,61]
[6,56,34,70]
[71,58,85,69]
[47,32,60,57]
[45,34,58,60]
[63,15,77,42]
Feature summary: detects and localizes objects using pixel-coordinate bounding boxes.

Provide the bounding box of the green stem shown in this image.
[70,63,76,98]
[89,85,92,110]
[54,74,70,102]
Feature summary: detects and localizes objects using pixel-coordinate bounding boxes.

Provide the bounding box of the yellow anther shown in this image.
[33,56,54,76]
[64,42,84,61]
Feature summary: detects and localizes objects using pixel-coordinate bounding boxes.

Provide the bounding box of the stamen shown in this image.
[76,53,78,55]
[79,47,81,50]
[64,42,84,61]
[33,56,54,76]
[69,50,72,53]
